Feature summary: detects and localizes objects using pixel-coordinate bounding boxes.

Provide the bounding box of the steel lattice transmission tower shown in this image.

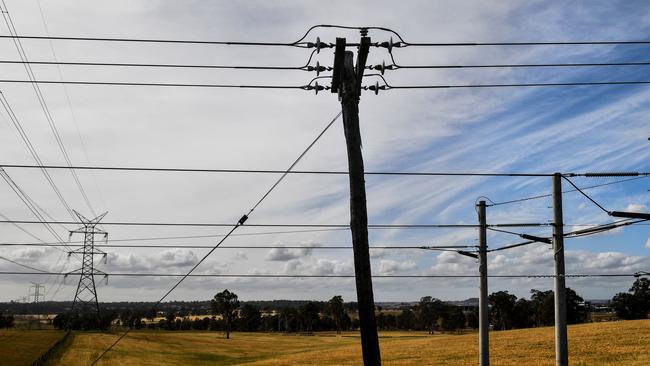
[67,210,108,315]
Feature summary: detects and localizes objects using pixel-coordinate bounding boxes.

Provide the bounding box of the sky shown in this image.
[0,0,650,304]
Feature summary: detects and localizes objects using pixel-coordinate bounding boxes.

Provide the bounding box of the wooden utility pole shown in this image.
[552,173,568,366]
[477,200,489,366]
[332,35,381,366]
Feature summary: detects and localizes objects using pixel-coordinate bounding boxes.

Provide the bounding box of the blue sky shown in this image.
[0,0,649,303]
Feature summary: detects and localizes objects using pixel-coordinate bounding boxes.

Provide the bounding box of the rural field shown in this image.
[36,319,650,366]
[0,329,66,365]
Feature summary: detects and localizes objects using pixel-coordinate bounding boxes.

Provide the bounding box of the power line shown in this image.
[0,243,474,250]
[1,0,96,216]
[0,79,308,89]
[0,93,76,218]
[0,34,311,47]
[0,256,49,273]
[0,270,643,279]
[381,61,650,71]
[562,176,610,214]
[370,80,650,93]
[89,110,344,365]
[0,51,327,72]
[487,176,648,206]
[0,228,352,246]
[0,219,548,228]
[0,163,597,176]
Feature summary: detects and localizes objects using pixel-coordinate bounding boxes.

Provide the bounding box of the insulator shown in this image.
[367,81,382,95]
[103,253,108,264]
[380,61,386,75]
[104,275,109,285]
[238,214,248,225]
[316,61,321,76]
[63,274,68,285]
[584,172,639,177]
[316,37,322,54]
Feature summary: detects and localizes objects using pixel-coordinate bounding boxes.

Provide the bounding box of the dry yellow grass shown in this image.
[50,319,650,366]
[0,329,66,366]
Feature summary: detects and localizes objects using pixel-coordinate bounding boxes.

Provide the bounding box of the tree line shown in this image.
[40,278,650,332]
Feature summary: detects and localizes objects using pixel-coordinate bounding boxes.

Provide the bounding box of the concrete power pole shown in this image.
[477,201,489,366]
[68,210,108,316]
[331,33,381,366]
[552,173,568,365]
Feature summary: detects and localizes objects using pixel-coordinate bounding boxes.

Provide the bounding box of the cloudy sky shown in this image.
[1,0,650,304]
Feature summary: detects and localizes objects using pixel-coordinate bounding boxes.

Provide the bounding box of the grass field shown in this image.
[0,329,66,366]
[42,319,650,365]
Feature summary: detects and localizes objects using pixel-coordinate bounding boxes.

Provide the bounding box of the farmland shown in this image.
[0,329,66,366]
[38,319,650,366]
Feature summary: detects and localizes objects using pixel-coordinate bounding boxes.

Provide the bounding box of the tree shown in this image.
[239,304,261,332]
[530,289,554,326]
[417,296,445,334]
[512,298,534,329]
[299,301,320,332]
[328,295,345,334]
[397,308,416,330]
[566,288,588,324]
[612,278,650,320]
[211,289,240,339]
[489,291,517,330]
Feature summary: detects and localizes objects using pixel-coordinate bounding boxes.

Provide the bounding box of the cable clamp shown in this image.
[238,215,248,225]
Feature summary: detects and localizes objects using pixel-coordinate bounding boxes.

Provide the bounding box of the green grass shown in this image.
[0,329,66,366]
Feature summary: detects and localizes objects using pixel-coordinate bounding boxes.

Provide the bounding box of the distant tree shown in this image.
[299,302,320,332]
[328,295,345,334]
[612,278,650,320]
[489,291,517,330]
[0,313,15,329]
[512,298,534,329]
[397,308,416,330]
[465,308,479,329]
[440,306,466,332]
[566,288,588,324]
[165,312,177,330]
[417,296,445,334]
[239,304,261,332]
[530,289,554,326]
[211,289,240,339]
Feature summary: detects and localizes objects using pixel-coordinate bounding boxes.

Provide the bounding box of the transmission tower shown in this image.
[67,210,108,315]
[29,282,45,303]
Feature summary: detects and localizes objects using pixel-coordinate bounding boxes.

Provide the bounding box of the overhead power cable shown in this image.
[0,255,49,273]
[0,219,548,229]
[0,228,351,246]
[367,80,650,93]
[0,243,474,250]
[1,0,96,216]
[0,93,75,218]
[0,163,596,177]
[487,176,648,206]
[0,270,644,279]
[381,61,650,71]
[0,50,329,73]
[89,111,343,365]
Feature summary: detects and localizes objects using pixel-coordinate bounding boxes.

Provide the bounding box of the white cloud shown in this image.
[377,260,417,275]
[625,203,648,213]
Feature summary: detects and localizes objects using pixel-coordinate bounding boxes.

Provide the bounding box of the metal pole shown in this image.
[477,200,489,366]
[552,173,568,366]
